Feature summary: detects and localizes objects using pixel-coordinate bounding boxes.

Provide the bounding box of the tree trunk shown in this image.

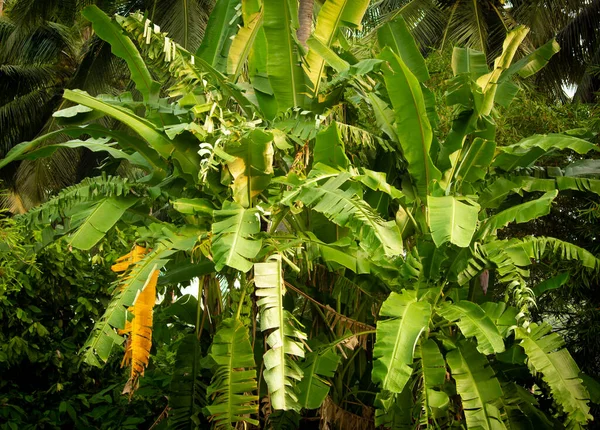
[297,0,314,49]
[0,0,4,17]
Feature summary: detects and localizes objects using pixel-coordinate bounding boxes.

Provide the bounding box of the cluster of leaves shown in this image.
[1,1,600,429]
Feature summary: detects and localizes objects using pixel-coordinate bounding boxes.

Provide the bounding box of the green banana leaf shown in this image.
[255,256,306,411]
[62,90,203,180]
[372,289,432,393]
[227,10,263,80]
[82,5,160,105]
[377,16,429,82]
[438,301,505,355]
[313,122,350,170]
[493,134,599,171]
[211,201,262,272]
[517,323,592,427]
[224,129,274,207]
[68,196,138,250]
[419,339,449,421]
[446,342,507,429]
[427,196,480,248]
[454,138,496,183]
[263,0,306,111]
[196,0,241,72]
[284,170,403,260]
[531,272,570,297]
[296,349,341,409]
[304,0,369,97]
[477,190,558,238]
[451,47,488,78]
[379,47,441,198]
[205,318,259,429]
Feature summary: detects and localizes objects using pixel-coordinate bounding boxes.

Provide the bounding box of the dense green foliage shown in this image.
[1,1,600,429]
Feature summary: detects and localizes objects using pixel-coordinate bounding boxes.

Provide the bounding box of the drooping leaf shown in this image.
[516,323,592,428]
[494,39,560,107]
[82,5,160,104]
[211,201,262,272]
[373,289,432,393]
[379,47,441,198]
[505,39,561,80]
[499,237,600,270]
[438,301,505,355]
[81,244,174,366]
[313,122,350,170]
[205,318,259,429]
[114,249,158,396]
[427,196,479,248]
[532,273,570,297]
[62,90,200,181]
[297,349,341,410]
[255,255,306,411]
[446,342,507,430]
[556,176,600,196]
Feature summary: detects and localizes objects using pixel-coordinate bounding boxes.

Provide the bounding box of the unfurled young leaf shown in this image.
[255,255,306,411]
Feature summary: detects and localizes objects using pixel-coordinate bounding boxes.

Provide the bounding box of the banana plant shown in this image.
[2,2,600,429]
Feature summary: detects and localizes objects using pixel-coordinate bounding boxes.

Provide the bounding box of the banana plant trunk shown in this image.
[297,0,314,48]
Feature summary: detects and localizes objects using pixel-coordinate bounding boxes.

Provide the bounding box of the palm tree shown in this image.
[0,0,214,211]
